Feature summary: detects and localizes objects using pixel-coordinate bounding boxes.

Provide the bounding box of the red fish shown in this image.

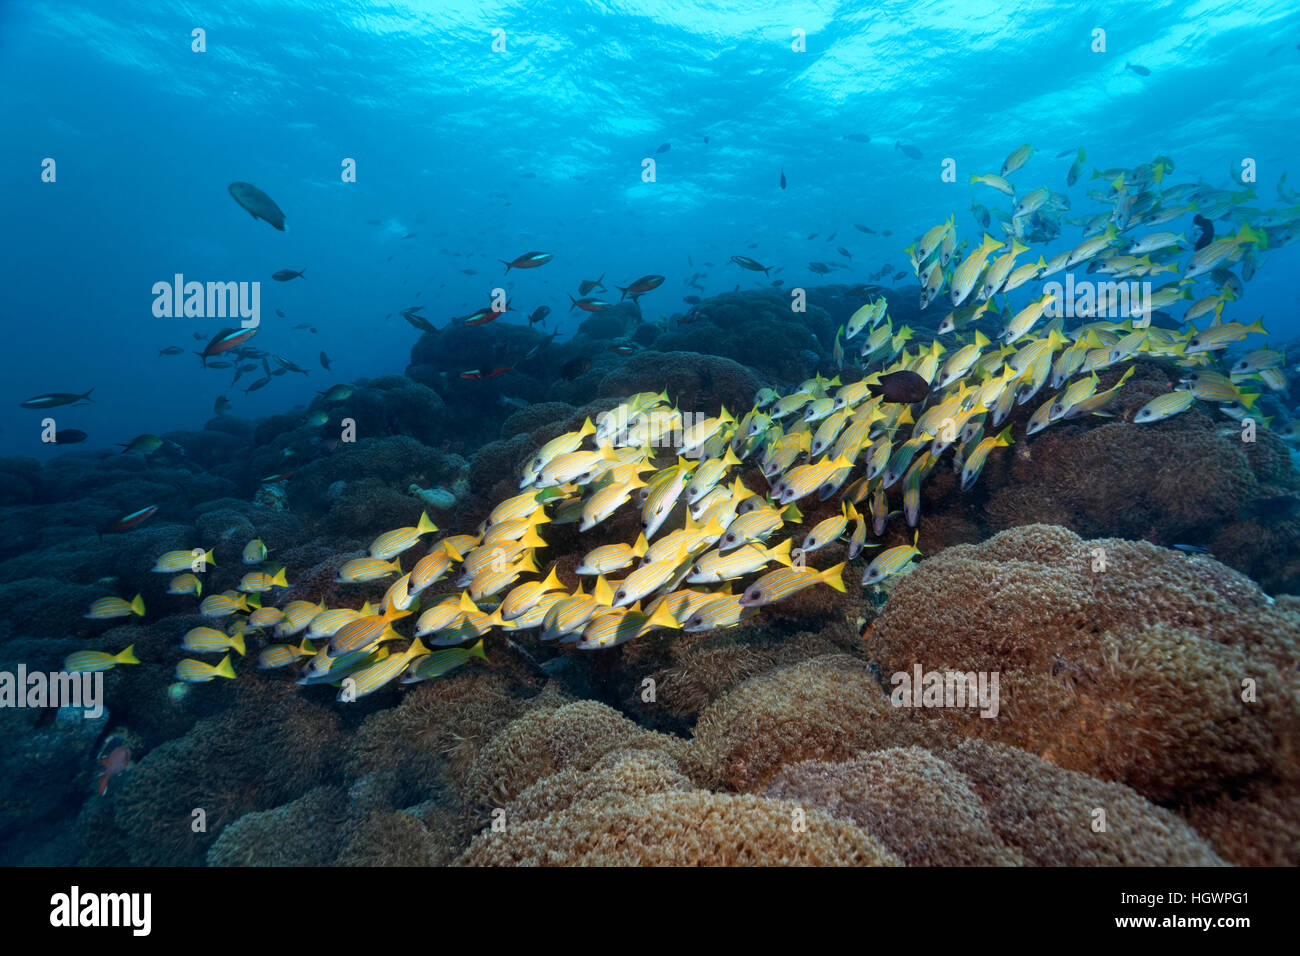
[261,470,296,483]
[617,274,664,301]
[99,505,158,539]
[500,251,553,272]
[97,746,131,796]
[196,327,258,366]
[462,301,512,326]
[485,366,514,378]
[460,369,483,380]
[568,295,611,312]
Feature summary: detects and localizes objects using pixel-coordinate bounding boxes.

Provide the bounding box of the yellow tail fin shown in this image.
[821,563,847,593]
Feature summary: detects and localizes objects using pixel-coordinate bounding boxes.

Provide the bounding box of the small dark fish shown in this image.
[228,182,285,231]
[214,396,232,414]
[808,262,831,275]
[402,232,417,239]
[318,384,353,402]
[245,376,272,393]
[844,284,880,298]
[730,255,770,274]
[272,269,306,281]
[53,428,88,444]
[275,308,286,318]
[271,368,287,376]
[206,361,232,369]
[771,280,784,287]
[895,141,922,160]
[158,346,184,356]
[826,233,836,241]
[1125,62,1151,76]
[524,329,559,359]
[867,370,930,404]
[274,355,308,375]
[460,268,478,275]
[560,357,592,380]
[501,251,552,272]
[320,351,332,370]
[807,233,819,240]
[747,242,758,249]
[1191,214,1215,251]
[837,247,852,259]
[854,224,875,234]
[293,323,311,329]
[1172,544,1208,554]
[892,270,907,281]
[683,295,701,305]
[193,332,205,340]
[528,305,550,326]
[403,311,439,333]
[579,274,606,295]
[21,389,93,409]
[1056,148,1075,158]
[844,134,871,143]
[882,229,892,236]
[780,168,786,190]
[656,142,671,154]
[99,504,158,538]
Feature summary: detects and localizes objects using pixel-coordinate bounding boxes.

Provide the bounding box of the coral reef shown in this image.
[109,682,343,865]
[464,699,689,806]
[3,283,1299,868]
[866,524,1300,805]
[765,741,1226,866]
[687,655,922,792]
[456,790,903,866]
[206,785,348,866]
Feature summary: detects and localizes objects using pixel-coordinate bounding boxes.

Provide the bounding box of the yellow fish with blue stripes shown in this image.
[174,653,237,683]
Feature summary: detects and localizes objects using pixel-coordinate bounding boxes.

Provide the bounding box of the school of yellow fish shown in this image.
[67,145,1297,701]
